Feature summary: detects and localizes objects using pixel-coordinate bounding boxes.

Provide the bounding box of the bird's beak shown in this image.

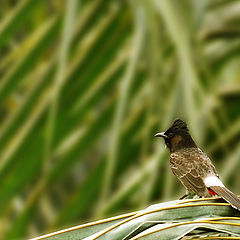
[154,132,167,138]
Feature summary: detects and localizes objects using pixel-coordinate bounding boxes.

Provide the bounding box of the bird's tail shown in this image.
[210,185,240,210]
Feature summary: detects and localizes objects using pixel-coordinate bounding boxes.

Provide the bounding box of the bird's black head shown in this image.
[155,119,197,152]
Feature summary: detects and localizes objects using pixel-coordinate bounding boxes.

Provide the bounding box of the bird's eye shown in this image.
[168,133,173,138]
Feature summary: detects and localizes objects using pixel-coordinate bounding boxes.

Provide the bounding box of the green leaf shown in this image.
[30,198,240,240]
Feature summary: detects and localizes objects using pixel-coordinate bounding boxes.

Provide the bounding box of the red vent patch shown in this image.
[208,188,218,196]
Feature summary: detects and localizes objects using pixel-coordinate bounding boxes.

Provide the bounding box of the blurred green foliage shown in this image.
[0,0,240,239]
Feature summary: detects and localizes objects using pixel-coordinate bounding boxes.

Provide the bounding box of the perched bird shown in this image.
[155,118,240,210]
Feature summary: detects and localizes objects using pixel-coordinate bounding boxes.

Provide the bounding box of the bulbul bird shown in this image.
[155,118,240,210]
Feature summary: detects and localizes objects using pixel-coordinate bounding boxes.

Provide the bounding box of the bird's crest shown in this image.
[165,119,188,136]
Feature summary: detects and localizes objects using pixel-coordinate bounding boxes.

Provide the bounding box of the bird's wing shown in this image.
[170,150,210,196]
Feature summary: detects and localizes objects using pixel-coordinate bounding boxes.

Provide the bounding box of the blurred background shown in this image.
[1,0,240,239]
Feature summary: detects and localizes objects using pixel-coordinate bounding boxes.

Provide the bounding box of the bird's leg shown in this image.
[179,194,188,200]
[179,190,190,200]
[179,191,196,200]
